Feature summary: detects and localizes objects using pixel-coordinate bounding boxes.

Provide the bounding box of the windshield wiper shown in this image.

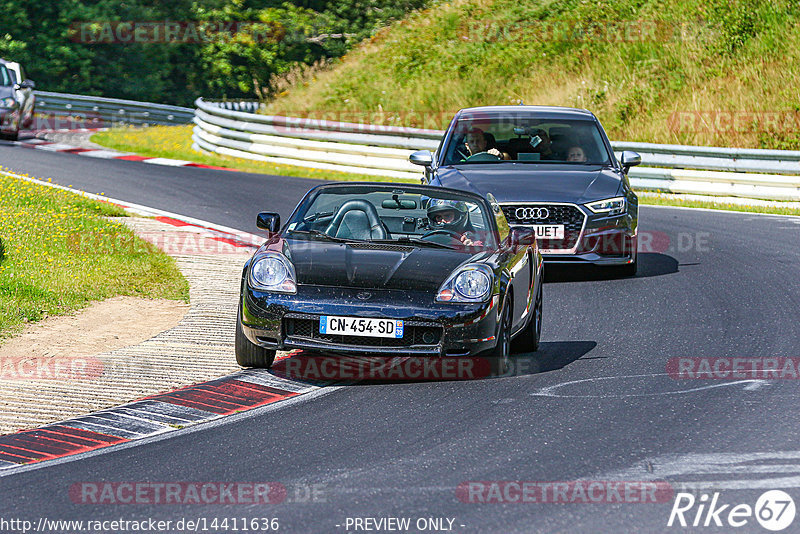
[288,229,361,244]
[370,237,456,250]
[303,210,334,222]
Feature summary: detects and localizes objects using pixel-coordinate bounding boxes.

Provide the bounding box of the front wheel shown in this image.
[490,301,512,375]
[235,309,276,369]
[0,126,19,141]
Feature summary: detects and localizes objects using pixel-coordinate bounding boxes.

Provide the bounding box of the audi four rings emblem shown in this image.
[515,207,550,220]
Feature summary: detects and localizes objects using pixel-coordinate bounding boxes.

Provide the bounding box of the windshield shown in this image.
[0,65,12,86]
[286,186,498,250]
[440,114,612,166]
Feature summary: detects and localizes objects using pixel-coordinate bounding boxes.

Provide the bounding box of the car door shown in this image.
[488,193,531,332]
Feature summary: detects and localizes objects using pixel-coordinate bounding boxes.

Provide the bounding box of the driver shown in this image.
[426,199,483,247]
[464,128,505,160]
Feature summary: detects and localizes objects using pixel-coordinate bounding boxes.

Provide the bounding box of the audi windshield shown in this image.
[440,114,613,166]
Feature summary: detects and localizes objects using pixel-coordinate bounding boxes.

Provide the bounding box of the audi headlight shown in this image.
[586,197,626,216]
[249,252,297,293]
[0,97,17,109]
[437,264,493,303]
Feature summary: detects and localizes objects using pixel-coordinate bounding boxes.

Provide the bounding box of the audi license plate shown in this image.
[319,316,404,338]
[533,225,565,239]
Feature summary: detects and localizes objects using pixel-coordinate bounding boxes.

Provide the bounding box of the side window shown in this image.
[487,193,509,244]
[0,66,9,86]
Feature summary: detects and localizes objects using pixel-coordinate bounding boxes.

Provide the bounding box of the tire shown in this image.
[490,300,512,375]
[0,128,18,141]
[514,284,542,353]
[235,309,276,369]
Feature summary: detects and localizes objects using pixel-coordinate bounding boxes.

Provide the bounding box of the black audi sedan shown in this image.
[410,106,641,275]
[236,183,543,371]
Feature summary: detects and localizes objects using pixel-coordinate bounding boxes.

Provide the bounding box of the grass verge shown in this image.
[638,194,800,216]
[91,126,416,183]
[0,170,190,340]
[263,0,800,150]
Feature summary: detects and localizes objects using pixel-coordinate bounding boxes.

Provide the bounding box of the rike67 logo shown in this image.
[668,490,796,531]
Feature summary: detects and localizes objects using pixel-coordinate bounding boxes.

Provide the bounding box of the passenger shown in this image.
[530,129,556,160]
[566,145,588,162]
[426,200,484,247]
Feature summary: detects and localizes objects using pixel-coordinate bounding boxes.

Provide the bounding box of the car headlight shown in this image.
[0,97,17,109]
[586,197,626,216]
[437,264,492,303]
[249,252,297,293]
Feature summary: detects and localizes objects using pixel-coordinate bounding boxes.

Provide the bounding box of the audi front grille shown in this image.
[500,203,586,252]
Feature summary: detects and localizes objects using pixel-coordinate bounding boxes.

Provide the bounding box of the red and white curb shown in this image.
[0,367,316,470]
[13,136,240,172]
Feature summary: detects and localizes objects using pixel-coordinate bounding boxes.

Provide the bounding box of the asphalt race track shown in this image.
[2,141,800,533]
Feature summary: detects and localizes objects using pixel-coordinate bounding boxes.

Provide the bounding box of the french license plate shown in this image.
[533,225,565,239]
[319,316,404,338]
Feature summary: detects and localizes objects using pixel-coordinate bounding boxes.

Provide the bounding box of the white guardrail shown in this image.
[192,98,800,200]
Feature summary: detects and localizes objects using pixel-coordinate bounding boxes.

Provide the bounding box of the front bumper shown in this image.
[531,213,636,266]
[241,285,500,357]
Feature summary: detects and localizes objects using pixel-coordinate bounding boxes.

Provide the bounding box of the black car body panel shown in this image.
[422,106,639,266]
[434,165,623,204]
[239,182,542,359]
[287,241,473,292]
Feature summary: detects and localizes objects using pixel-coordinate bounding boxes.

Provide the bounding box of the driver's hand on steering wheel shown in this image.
[487,148,501,158]
[460,234,483,247]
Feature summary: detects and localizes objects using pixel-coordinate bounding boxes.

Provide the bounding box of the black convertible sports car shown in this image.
[236,183,543,371]
[410,106,641,275]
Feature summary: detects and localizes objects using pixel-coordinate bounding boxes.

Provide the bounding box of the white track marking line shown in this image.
[530,373,770,398]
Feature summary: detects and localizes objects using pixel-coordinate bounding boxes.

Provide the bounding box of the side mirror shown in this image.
[511,227,537,248]
[256,212,280,233]
[409,150,433,167]
[620,151,641,173]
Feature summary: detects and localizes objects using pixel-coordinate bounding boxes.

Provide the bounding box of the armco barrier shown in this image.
[190,99,799,200]
[35,90,194,127]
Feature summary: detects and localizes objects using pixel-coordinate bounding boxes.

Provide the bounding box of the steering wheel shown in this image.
[422,229,463,241]
[465,151,501,162]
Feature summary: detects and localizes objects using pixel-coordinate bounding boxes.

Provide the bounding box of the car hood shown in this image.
[284,239,480,291]
[435,165,623,204]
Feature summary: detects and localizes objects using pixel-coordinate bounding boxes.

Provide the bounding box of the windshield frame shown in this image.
[284,183,500,249]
